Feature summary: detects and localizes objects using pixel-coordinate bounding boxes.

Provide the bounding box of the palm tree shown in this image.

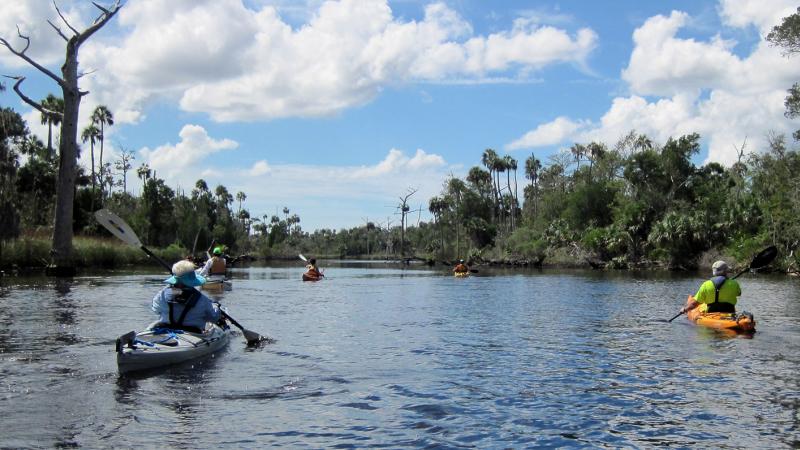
[494,157,508,229]
[503,155,518,229]
[39,94,64,157]
[236,191,246,216]
[91,105,114,184]
[81,124,100,190]
[525,154,542,188]
[524,154,542,219]
[137,163,151,182]
[481,148,500,216]
[428,195,450,259]
[586,142,606,177]
[570,143,586,170]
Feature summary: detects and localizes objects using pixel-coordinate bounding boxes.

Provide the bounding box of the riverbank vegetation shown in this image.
[2,103,798,275]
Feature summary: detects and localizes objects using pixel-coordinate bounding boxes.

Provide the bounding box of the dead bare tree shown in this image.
[396,187,418,261]
[0,1,123,272]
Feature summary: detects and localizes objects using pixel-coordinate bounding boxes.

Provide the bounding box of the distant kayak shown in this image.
[202,274,232,291]
[454,271,469,278]
[685,295,755,333]
[116,322,232,374]
[302,272,322,282]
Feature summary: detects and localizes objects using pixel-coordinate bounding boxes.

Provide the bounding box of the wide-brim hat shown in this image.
[164,272,206,287]
[164,260,206,286]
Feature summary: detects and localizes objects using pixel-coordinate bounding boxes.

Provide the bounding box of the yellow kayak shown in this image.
[454,271,469,278]
[686,295,755,333]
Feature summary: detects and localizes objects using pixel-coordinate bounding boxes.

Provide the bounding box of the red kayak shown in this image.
[302,272,322,281]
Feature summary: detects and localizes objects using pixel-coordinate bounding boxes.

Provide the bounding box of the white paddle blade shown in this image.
[299,254,308,262]
[95,209,143,247]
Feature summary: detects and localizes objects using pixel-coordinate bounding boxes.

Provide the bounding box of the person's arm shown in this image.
[204,298,222,322]
[198,258,213,277]
[682,297,700,313]
[683,282,709,313]
[152,288,166,314]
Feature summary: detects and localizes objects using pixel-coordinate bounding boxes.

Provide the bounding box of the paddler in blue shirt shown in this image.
[152,260,222,333]
[682,260,741,314]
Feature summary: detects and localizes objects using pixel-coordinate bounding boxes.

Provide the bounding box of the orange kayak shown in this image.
[685,296,755,333]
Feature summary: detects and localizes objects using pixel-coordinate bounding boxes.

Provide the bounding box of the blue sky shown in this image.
[1,0,798,231]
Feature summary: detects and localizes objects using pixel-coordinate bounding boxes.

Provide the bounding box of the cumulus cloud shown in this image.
[71,0,597,123]
[247,160,271,176]
[350,148,445,178]
[507,3,800,166]
[0,2,85,67]
[622,11,741,97]
[718,0,797,34]
[139,124,238,177]
[507,116,588,150]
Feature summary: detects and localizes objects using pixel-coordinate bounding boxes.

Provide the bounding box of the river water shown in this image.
[1,263,798,448]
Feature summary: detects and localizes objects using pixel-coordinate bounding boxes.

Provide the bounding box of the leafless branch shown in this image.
[46,20,70,42]
[92,2,111,16]
[0,34,65,88]
[53,1,81,36]
[77,0,123,46]
[78,68,98,79]
[14,26,31,53]
[5,76,46,117]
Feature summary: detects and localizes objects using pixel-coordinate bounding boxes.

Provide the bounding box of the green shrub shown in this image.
[0,237,50,269]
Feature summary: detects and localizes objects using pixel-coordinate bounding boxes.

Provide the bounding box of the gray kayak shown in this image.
[116,322,232,374]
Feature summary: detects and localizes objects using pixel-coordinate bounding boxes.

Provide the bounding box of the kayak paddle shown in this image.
[299,254,308,262]
[668,245,778,323]
[95,209,266,345]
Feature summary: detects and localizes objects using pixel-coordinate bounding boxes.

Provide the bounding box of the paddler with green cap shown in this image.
[198,241,227,277]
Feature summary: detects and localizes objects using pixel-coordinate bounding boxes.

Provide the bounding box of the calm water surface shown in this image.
[1,263,799,448]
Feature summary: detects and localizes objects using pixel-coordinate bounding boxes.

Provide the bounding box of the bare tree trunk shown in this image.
[52,70,80,267]
[1,1,123,272]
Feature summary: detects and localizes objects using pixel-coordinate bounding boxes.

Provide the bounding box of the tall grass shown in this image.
[0,236,189,271]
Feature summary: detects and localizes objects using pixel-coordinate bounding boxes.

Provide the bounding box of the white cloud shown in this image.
[718,0,797,34]
[247,160,271,176]
[0,2,85,68]
[70,0,597,123]
[508,3,800,166]
[622,11,740,97]
[507,116,588,149]
[350,148,445,178]
[139,124,238,177]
